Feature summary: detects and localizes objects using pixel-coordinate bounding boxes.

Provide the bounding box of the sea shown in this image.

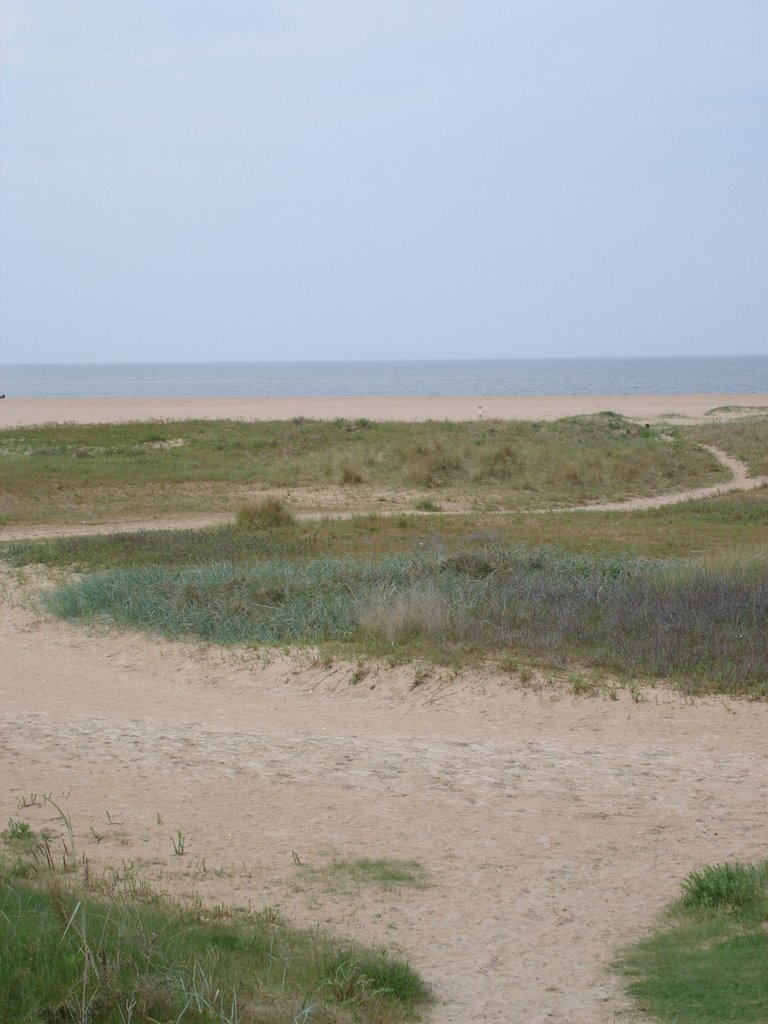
[2,356,767,399]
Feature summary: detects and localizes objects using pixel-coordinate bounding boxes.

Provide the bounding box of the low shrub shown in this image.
[236,496,294,529]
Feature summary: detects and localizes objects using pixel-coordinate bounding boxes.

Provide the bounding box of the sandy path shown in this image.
[2,392,768,429]
[2,444,765,543]
[2,570,768,1022]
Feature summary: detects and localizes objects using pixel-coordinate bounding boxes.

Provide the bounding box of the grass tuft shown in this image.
[321,857,428,889]
[235,496,295,529]
[680,861,768,912]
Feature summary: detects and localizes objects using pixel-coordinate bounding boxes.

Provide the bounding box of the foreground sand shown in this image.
[2,392,768,427]
[3,568,768,1023]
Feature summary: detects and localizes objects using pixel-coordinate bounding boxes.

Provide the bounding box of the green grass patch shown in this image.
[680,861,768,912]
[616,860,768,1023]
[318,858,428,890]
[0,853,429,1023]
[0,414,727,526]
[35,545,768,695]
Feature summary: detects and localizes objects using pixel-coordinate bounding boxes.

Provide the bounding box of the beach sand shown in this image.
[2,392,768,428]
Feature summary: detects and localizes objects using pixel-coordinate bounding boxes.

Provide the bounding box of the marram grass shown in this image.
[42,545,768,695]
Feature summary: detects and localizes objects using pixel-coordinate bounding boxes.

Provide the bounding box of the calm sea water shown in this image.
[2,357,767,399]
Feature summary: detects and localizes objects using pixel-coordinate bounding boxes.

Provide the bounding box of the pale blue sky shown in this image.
[1,1,766,363]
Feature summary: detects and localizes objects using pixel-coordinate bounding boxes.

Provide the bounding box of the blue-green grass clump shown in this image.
[43,545,768,694]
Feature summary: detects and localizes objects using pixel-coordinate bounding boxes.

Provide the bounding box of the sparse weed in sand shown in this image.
[0,813,430,1023]
[414,496,441,512]
[320,858,428,890]
[497,653,519,675]
[15,792,46,809]
[569,673,595,697]
[349,661,369,685]
[616,859,768,1023]
[5,819,32,840]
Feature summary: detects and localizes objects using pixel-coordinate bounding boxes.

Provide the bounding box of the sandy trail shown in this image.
[2,444,765,543]
[2,570,768,1022]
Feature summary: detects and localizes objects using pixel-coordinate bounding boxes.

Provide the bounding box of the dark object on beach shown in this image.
[0,394,5,399]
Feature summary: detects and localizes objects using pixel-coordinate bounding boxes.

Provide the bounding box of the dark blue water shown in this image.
[2,357,767,398]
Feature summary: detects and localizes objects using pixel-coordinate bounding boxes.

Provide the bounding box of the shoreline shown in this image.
[2,392,768,428]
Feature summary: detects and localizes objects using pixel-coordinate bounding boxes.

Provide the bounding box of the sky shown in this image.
[1,2,766,364]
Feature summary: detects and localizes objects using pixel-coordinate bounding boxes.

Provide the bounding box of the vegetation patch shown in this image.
[687,417,768,476]
[317,858,429,890]
[0,831,430,1024]
[616,860,768,1023]
[37,544,768,695]
[235,495,295,529]
[0,415,729,526]
[5,485,768,572]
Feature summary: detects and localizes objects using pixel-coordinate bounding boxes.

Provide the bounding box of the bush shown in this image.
[236,497,294,529]
[340,465,364,485]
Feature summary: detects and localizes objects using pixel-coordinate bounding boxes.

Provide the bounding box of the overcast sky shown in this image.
[1,1,766,364]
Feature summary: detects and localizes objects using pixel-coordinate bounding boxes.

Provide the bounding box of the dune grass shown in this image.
[37,544,768,696]
[687,417,768,476]
[616,860,768,1023]
[0,830,429,1024]
[0,414,728,526]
